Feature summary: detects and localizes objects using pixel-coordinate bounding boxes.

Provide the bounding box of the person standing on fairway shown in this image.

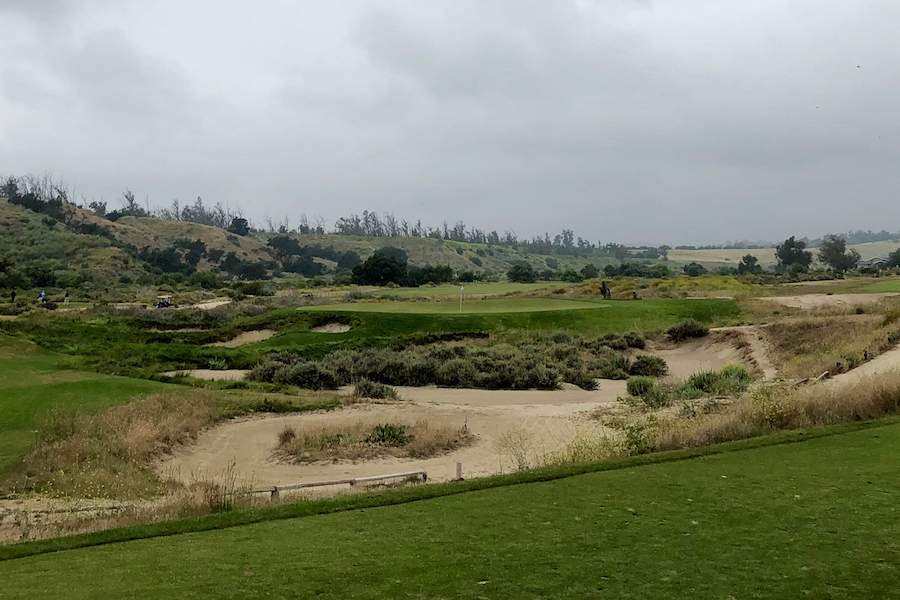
[10,288,16,305]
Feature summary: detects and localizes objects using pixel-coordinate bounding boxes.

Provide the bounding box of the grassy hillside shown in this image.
[1,420,896,598]
[280,232,619,274]
[0,201,146,290]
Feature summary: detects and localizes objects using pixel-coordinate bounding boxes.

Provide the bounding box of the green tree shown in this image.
[887,248,900,268]
[352,248,408,285]
[737,254,762,275]
[227,217,250,236]
[817,235,860,273]
[507,262,537,283]
[682,262,707,277]
[775,236,813,271]
[580,264,600,279]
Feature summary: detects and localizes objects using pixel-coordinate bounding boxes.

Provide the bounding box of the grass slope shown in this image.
[1,421,897,598]
[0,336,164,475]
[0,201,144,290]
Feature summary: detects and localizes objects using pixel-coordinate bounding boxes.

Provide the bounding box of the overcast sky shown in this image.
[2,1,899,245]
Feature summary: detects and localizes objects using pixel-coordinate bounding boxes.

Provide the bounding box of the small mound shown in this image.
[311,322,351,334]
[206,329,276,348]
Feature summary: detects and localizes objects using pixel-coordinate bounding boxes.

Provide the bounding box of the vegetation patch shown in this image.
[250,331,652,391]
[275,420,472,462]
[765,314,900,378]
[665,318,710,342]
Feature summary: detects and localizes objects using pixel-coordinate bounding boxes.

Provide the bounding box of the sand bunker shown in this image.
[206,329,276,348]
[157,336,757,491]
[311,322,352,333]
[651,336,746,380]
[158,380,627,488]
[762,293,900,310]
[160,369,249,381]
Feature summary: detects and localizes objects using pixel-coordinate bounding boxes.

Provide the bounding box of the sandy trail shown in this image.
[762,293,900,310]
[206,329,276,348]
[192,298,232,311]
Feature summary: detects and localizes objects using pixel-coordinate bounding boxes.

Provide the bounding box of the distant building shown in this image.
[858,257,889,270]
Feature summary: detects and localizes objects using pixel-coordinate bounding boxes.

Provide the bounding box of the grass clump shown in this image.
[666,319,709,342]
[655,374,900,451]
[628,355,668,377]
[353,379,400,400]
[276,420,472,462]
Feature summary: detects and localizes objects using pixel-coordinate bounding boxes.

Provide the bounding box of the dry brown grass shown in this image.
[766,314,899,378]
[3,392,221,499]
[655,375,900,451]
[275,419,473,463]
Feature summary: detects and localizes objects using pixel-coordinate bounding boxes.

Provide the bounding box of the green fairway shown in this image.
[859,277,900,293]
[307,296,599,313]
[0,336,165,475]
[346,281,564,299]
[1,422,897,598]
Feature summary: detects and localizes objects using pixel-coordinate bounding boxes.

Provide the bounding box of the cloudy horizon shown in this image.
[2,1,900,245]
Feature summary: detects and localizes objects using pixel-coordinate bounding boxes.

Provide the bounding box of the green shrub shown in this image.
[666,319,709,342]
[273,362,339,390]
[623,331,646,349]
[682,365,750,397]
[627,376,656,398]
[365,423,410,447]
[353,379,400,400]
[628,355,668,377]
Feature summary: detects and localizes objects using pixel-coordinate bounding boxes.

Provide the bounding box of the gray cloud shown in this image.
[1,0,900,244]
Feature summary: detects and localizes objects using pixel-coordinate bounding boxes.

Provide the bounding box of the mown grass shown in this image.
[0,420,897,598]
[307,296,600,313]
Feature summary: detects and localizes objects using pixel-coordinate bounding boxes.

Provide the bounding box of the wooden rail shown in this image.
[235,470,428,500]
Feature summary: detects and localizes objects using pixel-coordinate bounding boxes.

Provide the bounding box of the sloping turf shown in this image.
[2,422,898,599]
[0,336,165,475]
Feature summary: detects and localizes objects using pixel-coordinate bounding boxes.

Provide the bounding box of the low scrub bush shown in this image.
[275,419,472,462]
[626,376,656,398]
[666,319,709,342]
[251,332,641,391]
[353,379,400,400]
[628,355,668,377]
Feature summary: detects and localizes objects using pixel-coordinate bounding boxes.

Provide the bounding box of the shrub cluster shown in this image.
[666,319,710,342]
[250,331,655,391]
[626,365,751,409]
[353,379,400,400]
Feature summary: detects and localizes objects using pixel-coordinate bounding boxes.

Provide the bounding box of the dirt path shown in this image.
[761,293,900,310]
[192,298,232,311]
[206,329,276,348]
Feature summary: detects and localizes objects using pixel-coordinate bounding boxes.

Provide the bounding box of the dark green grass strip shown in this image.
[2,419,899,599]
[2,416,897,563]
